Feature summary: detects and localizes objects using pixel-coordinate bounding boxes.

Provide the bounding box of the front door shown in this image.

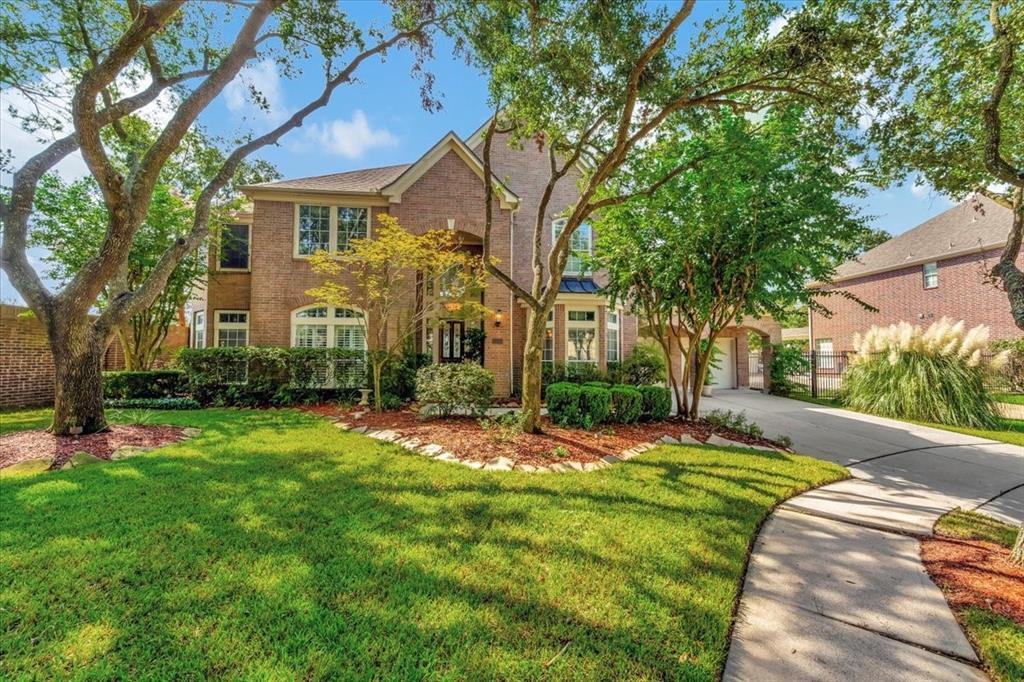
[440,320,465,362]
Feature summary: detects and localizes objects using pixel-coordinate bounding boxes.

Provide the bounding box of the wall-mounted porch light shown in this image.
[494,309,504,327]
[447,218,455,230]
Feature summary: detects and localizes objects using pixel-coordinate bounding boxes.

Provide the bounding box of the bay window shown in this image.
[607,309,620,363]
[567,309,597,364]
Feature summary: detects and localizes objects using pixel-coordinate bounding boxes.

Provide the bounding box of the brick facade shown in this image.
[811,248,1024,350]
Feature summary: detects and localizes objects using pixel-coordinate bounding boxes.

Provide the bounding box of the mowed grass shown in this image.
[934,509,1024,682]
[0,408,846,680]
[0,406,52,435]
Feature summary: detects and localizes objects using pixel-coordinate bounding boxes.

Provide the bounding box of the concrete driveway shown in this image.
[701,391,1024,681]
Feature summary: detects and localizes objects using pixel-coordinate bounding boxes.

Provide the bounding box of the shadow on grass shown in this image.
[0,408,845,680]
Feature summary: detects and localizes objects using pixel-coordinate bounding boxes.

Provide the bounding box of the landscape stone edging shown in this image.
[333,420,783,473]
[996,401,1024,420]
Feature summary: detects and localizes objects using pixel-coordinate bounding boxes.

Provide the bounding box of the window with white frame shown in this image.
[552,218,593,275]
[296,205,331,255]
[291,305,366,351]
[337,207,369,251]
[296,205,370,256]
[566,308,597,364]
[215,311,249,347]
[193,310,205,349]
[607,309,620,363]
[218,224,250,270]
[923,261,938,289]
[543,310,554,363]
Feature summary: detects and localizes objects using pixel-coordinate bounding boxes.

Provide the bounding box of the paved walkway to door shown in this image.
[700,391,1023,681]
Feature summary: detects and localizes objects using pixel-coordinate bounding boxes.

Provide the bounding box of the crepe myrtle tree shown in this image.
[595,108,875,419]
[305,215,490,412]
[28,122,280,370]
[866,0,1023,330]
[0,0,444,434]
[458,0,896,432]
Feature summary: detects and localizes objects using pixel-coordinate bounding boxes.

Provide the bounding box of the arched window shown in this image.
[291,305,366,352]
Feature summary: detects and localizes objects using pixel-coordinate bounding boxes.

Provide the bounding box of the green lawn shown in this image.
[0,408,846,680]
[0,406,52,435]
[993,393,1024,406]
[789,394,1024,447]
[933,509,1024,682]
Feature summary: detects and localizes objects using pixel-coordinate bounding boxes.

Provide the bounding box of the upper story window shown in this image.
[923,261,938,289]
[552,218,593,275]
[295,204,369,257]
[218,224,250,270]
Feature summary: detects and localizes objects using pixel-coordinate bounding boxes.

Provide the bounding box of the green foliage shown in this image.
[769,343,811,397]
[462,328,487,363]
[108,408,156,426]
[105,397,200,411]
[609,385,643,424]
[379,350,432,405]
[619,341,667,386]
[578,385,612,429]
[176,347,365,407]
[478,411,526,444]
[990,338,1024,394]
[103,370,187,400]
[545,382,582,428]
[639,386,672,421]
[414,363,494,418]
[703,409,765,440]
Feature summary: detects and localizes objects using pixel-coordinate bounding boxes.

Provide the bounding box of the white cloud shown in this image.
[303,110,398,159]
[766,12,792,39]
[910,180,929,198]
[223,59,289,126]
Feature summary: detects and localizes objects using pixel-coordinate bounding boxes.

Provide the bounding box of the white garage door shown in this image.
[708,337,736,388]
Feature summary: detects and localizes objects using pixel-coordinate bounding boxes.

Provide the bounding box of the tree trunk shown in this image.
[50,321,108,435]
[520,310,547,433]
[372,361,384,412]
[655,336,683,417]
[993,198,1024,332]
[1012,522,1024,566]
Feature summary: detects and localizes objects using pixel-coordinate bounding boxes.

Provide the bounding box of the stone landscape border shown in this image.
[2,427,202,475]
[332,419,784,473]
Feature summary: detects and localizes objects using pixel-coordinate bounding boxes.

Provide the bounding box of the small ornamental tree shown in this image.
[596,109,875,418]
[305,215,489,411]
[456,0,896,432]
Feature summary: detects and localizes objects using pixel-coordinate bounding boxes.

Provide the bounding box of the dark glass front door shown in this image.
[440,320,465,362]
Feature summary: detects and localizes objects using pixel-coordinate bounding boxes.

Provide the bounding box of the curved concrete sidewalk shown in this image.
[704,392,1024,682]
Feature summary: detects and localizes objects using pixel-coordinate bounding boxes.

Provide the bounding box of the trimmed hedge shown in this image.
[106,397,200,410]
[578,385,612,427]
[103,370,186,399]
[546,382,582,427]
[176,347,365,406]
[639,385,672,421]
[415,362,494,417]
[610,385,643,424]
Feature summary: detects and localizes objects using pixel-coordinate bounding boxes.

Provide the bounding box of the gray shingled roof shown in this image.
[246,163,411,194]
[833,195,1013,281]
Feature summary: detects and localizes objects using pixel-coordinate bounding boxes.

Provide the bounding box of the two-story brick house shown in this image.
[190,122,773,398]
[810,195,1021,353]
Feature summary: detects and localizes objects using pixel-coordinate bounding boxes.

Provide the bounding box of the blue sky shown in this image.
[0,1,955,305]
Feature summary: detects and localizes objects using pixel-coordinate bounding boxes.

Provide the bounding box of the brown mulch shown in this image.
[921,535,1024,625]
[304,403,788,466]
[0,425,187,470]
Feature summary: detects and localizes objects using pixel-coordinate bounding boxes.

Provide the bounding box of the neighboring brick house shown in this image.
[190,124,771,398]
[810,195,1022,352]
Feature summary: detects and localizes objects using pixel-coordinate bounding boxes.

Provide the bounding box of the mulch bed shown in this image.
[0,425,187,470]
[305,404,787,466]
[921,535,1024,625]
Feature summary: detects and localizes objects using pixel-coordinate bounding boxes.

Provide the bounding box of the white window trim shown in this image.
[214,310,249,347]
[193,310,205,349]
[217,223,252,272]
[607,308,620,363]
[289,304,367,351]
[543,310,554,364]
[552,218,593,275]
[294,204,371,259]
[923,261,939,289]
[566,306,599,365]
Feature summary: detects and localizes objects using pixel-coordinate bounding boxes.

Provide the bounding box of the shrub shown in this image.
[704,409,764,439]
[564,363,606,383]
[990,337,1024,393]
[842,318,1007,428]
[639,385,672,421]
[105,397,200,410]
[583,381,611,388]
[546,382,582,427]
[415,362,494,417]
[619,341,667,386]
[103,370,186,399]
[379,349,432,404]
[768,342,810,396]
[578,385,612,428]
[479,411,525,444]
[609,385,643,423]
[176,347,365,406]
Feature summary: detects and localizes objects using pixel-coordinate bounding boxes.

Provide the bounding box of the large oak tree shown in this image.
[1,0,443,434]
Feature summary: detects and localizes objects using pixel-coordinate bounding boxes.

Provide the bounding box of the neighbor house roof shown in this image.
[239,132,519,209]
[831,194,1013,283]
